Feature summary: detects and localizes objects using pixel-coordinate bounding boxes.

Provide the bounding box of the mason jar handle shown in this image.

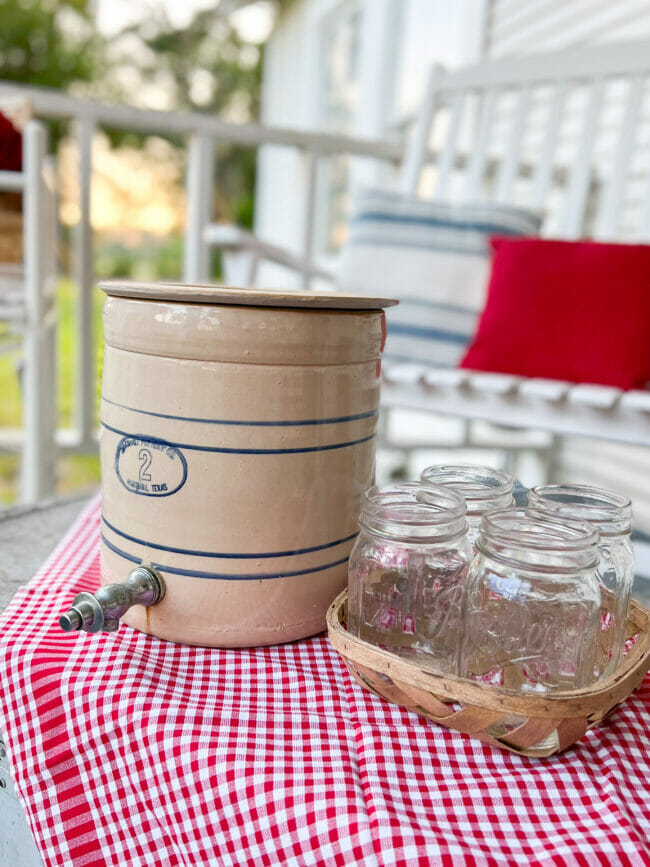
[58,565,165,633]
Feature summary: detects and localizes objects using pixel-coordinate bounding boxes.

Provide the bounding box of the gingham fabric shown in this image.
[1,495,649,867]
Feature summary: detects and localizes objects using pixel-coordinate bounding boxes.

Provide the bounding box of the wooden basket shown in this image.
[326,590,650,757]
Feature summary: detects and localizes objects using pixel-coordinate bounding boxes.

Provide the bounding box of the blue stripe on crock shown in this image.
[101,515,357,559]
[101,420,375,454]
[101,534,349,581]
[101,396,378,427]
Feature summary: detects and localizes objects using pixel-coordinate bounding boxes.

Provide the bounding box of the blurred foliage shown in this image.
[0,0,103,144]
[0,0,99,88]
[0,0,289,233]
[110,6,272,228]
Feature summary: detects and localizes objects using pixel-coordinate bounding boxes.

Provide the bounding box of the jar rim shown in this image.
[480,509,600,552]
[363,482,466,524]
[420,464,514,502]
[361,482,467,543]
[528,484,632,534]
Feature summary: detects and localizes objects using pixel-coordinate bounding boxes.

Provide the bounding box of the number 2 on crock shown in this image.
[115,436,187,496]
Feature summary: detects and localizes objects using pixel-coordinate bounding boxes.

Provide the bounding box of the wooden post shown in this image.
[21,121,56,504]
[74,117,95,450]
[183,133,215,283]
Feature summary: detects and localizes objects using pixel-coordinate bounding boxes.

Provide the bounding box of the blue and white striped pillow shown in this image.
[337,190,541,368]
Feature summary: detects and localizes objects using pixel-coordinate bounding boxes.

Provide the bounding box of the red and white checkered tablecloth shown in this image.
[1,495,650,867]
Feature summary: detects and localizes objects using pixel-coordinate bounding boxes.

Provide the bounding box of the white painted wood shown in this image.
[593,75,644,239]
[0,171,24,192]
[74,117,95,451]
[558,79,604,238]
[381,363,428,385]
[637,162,650,242]
[621,391,650,412]
[434,92,466,197]
[21,122,56,505]
[300,149,319,289]
[380,378,650,445]
[518,379,572,401]
[400,64,444,195]
[464,88,497,199]
[466,372,523,394]
[529,83,567,210]
[566,384,623,409]
[444,38,650,90]
[488,0,650,59]
[421,369,471,388]
[183,134,214,283]
[0,83,404,163]
[494,85,531,203]
[203,224,333,282]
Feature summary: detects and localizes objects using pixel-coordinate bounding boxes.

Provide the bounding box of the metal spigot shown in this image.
[59,565,165,633]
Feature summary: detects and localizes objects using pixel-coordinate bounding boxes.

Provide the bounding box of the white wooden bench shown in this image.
[204,39,650,463]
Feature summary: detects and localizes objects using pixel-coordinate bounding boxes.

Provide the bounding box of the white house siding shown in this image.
[254,0,483,286]
[483,0,650,239]
[254,0,404,286]
[486,0,650,529]
[485,0,650,56]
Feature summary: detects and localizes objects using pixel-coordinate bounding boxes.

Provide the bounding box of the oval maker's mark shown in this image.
[115,436,187,497]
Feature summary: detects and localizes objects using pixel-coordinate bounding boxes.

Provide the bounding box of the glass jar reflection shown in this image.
[347,482,471,675]
[460,510,601,694]
[527,484,633,680]
[420,465,515,550]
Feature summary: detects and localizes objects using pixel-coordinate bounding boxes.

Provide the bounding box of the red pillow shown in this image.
[459,238,650,390]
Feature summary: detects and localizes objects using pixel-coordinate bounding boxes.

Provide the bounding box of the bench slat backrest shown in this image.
[400,39,650,241]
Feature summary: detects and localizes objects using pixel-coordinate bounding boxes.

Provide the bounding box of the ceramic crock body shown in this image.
[99,284,389,647]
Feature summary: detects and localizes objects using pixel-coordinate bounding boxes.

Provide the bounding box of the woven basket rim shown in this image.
[326,590,650,720]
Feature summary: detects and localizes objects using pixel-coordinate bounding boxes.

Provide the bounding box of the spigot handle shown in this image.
[59,565,165,633]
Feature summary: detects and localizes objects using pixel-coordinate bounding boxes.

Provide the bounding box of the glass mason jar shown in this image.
[460,510,601,694]
[420,465,515,550]
[347,482,472,676]
[527,484,634,680]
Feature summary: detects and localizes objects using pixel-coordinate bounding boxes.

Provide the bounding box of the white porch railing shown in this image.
[0,82,407,467]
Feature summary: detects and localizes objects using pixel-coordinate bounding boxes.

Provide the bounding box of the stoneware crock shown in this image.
[98,281,396,647]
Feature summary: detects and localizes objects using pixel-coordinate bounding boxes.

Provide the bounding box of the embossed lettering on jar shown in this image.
[527,484,634,680]
[347,482,471,675]
[460,510,601,694]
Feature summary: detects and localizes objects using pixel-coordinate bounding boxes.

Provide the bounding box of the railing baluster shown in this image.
[637,171,650,241]
[400,64,444,196]
[183,133,215,283]
[435,92,466,198]
[594,75,644,240]
[301,148,319,290]
[558,78,604,238]
[22,122,56,503]
[74,116,95,452]
[494,85,531,203]
[464,88,497,199]
[530,83,567,211]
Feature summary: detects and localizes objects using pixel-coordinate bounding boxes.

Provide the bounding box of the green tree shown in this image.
[0,0,100,90]
[112,5,272,228]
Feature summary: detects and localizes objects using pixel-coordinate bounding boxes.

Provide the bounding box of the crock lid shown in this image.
[100,280,398,310]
